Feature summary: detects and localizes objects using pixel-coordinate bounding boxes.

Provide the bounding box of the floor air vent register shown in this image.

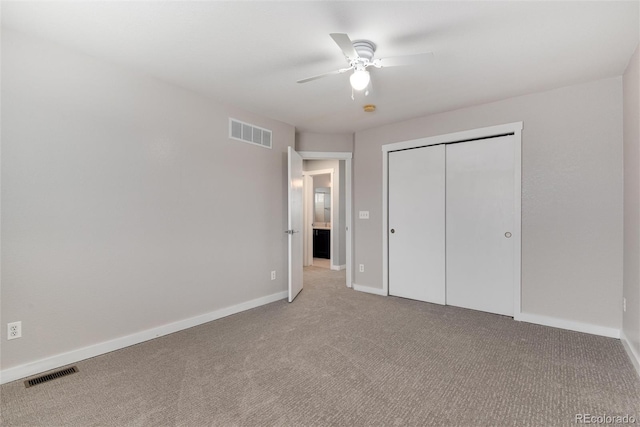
[25,366,78,388]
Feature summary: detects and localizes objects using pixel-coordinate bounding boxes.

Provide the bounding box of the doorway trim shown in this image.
[299,151,353,288]
[381,122,523,319]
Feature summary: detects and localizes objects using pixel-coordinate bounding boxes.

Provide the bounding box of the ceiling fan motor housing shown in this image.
[352,40,376,62]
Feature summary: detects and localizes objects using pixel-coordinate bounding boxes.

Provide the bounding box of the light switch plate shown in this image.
[359,211,370,219]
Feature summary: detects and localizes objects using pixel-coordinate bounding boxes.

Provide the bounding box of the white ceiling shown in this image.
[2,1,639,134]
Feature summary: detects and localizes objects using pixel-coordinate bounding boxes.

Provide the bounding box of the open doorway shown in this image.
[299,152,352,288]
[303,167,336,270]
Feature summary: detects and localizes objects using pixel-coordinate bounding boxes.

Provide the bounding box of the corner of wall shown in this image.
[622,42,640,375]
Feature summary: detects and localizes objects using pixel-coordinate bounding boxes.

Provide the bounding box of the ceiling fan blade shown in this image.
[297,67,352,84]
[330,33,358,60]
[375,52,434,68]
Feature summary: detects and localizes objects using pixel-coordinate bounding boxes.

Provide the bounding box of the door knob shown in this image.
[390,229,395,234]
[504,232,512,238]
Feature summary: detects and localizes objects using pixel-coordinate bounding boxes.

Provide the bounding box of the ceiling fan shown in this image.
[297,33,434,97]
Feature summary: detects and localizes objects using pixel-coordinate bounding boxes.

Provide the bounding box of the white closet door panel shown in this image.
[389,145,445,304]
[446,136,515,316]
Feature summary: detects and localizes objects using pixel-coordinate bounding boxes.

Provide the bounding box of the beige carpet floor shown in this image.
[1,267,639,426]
[312,258,330,269]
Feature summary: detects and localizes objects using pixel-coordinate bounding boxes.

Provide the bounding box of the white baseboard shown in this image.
[330,264,346,271]
[353,283,387,296]
[517,312,620,339]
[621,331,640,378]
[0,290,288,385]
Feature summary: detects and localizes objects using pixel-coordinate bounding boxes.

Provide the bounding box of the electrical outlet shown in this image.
[623,297,626,312]
[359,264,365,273]
[271,271,276,280]
[7,321,21,340]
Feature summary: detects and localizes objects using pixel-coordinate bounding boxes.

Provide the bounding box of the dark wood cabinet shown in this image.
[313,229,330,259]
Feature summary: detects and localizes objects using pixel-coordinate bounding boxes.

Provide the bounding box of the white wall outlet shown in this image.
[359,264,365,273]
[7,321,21,340]
[271,271,276,281]
[623,297,626,312]
[359,211,370,219]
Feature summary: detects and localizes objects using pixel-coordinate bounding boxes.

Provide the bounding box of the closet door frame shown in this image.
[381,122,523,320]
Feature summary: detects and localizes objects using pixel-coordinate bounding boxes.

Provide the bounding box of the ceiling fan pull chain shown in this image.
[351,86,355,101]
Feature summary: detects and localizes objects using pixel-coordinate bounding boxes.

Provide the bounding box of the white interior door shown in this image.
[287,147,304,303]
[389,145,446,304]
[446,135,515,316]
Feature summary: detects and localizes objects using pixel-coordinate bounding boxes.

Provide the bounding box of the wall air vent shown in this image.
[229,118,272,149]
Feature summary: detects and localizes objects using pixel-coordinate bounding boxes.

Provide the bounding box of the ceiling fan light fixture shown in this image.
[350,69,370,91]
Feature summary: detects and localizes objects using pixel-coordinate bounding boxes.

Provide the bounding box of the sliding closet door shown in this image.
[446,135,515,316]
[389,145,445,304]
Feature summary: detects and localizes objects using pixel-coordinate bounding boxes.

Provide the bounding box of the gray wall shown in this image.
[354,77,623,330]
[304,159,346,267]
[623,44,640,359]
[338,160,346,267]
[1,29,295,370]
[313,174,331,191]
[296,132,353,153]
